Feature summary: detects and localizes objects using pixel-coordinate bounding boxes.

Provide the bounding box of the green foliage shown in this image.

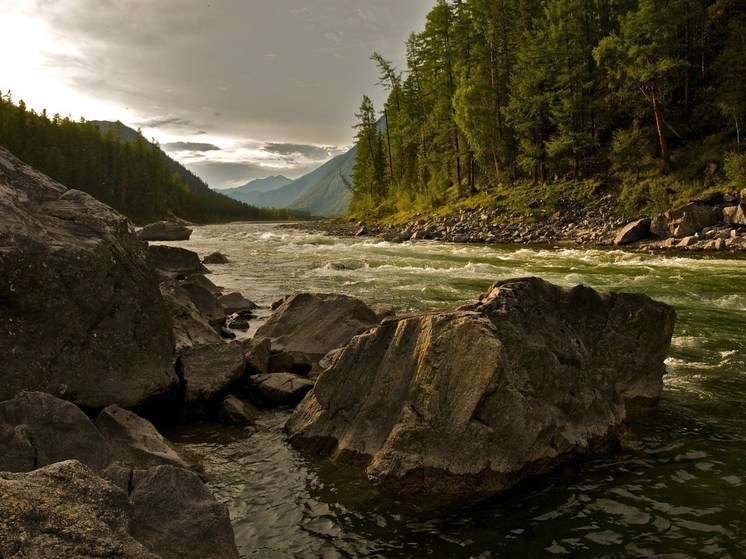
[349,0,742,220]
[0,94,308,224]
[724,153,746,189]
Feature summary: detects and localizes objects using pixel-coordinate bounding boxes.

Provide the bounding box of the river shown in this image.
[162,222,746,558]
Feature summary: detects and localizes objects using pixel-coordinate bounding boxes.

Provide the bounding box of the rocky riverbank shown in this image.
[286,191,746,253]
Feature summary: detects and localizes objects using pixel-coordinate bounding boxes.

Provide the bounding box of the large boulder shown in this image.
[160,280,222,351]
[0,460,158,559]
[249,372,315,407]
[0,392,110,473]
[723,203,746,226]
[180,342,247,416]
[146,244,207,275]
[650,202,722,239]
[0,147,177,408]
[182,282,226,326]
[95,405,190,470]
[130,465,240,559]
[614,218,650,245]
[137,221,192,241]
[255,292,379,362]
[286,277,675,496]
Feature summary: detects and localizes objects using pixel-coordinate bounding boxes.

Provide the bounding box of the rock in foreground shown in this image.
[286,277,675,496]
[0,147,176,408]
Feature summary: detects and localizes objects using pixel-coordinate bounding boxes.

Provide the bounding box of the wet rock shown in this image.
[250,373,315,407]
[269,350,314,375]
[0,460,158,559]
[228,318,251,330]
[130,465,240,559]
[183,273,222,296]
[614,218,651,245]
[0,392,110,473]
[137,221,192,241]
[219,291,258,315]
[180,342,246,417]
[220,394,260,426]
[371,303,396,321]
[255,292,379,362]
[146,244,208,275]
[202,251,230,264]
[0,147,177,409]
[287,277,675,496]
[160,280,222,351]
[242,337,272,375]
[95,405,189,470]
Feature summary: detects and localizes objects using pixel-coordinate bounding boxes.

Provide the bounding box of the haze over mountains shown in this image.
[219,149,355,217]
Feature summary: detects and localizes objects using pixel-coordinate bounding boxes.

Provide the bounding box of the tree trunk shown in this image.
[651,86,674,173]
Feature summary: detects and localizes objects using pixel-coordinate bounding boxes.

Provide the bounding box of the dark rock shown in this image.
[228,318,251,330]
[255,292,379,362]
[183,273,222,296]
[287,277,675,496]
[614,218,651,245]
[219,291,258,314]
[0,392,110,473]
[241,337,272,375]
[250,373,315,407]
[182,281,226,326]
[371,303,396,321]
[137,221,192,241]
[203,251,230,264]
[130,465,240,559]
[269,350,314,375]
[651,203,722,239]
[160,280,222,351]
[0,460,158,559]
[180,343,246,417]
[220,394,260,425]
[95,405,189,470]
[146,244,208,275]
[220,326,237,339]
[0,147,177,409]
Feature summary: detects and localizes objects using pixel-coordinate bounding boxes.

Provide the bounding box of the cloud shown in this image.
[263,143,333,161]
[162,142,220,152]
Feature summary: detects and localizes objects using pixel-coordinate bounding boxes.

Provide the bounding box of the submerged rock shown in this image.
[137,221,192,241]
[286,277,675,496]
[0,147,177,409]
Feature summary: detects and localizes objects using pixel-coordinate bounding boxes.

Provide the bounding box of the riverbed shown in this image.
[164,222,745,558]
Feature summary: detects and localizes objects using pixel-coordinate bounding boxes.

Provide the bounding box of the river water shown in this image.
[164,222,746,559]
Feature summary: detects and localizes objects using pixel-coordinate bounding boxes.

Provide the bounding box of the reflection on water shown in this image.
[163,223,746,558]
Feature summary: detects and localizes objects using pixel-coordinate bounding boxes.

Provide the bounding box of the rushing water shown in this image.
[164,222,746,559]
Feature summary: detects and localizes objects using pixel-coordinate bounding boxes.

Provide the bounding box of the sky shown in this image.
[0,0,433,189]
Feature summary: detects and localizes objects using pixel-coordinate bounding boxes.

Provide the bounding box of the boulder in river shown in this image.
[203,251,230,264]
[255,292,380,362]
[146,244,208,276]
[219,291,258,315]
[160,280,223,351]
[250,372,315,407]
[0,460,158,559]
[650,202,722,239]
[137,221,192,241]
[286,277,675,496]
[0,146,177,409]
[182,281,226,326]
[180,342,247,417]
[614,218,651,245]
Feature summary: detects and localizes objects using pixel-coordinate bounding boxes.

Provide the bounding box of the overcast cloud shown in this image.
[1,0,432,187]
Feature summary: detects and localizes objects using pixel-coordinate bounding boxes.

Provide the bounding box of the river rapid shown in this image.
[163,222,746,559]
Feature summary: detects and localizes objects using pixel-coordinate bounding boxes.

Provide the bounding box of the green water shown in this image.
[165,223,746,558]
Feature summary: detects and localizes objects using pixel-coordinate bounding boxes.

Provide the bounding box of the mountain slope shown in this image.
[221,175,293,199]
[288,147,355,217]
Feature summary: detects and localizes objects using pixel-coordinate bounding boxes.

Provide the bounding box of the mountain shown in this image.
[219,175,293,205]
[288,147,355,217]
[218,148,354,217]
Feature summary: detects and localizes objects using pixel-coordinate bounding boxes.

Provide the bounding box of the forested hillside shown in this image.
[351,0,746,220]
[0,95,309,224]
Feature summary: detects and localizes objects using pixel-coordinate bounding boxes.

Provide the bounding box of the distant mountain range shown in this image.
[219,149,354,217]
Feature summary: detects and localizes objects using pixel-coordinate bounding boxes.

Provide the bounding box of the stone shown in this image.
[250,373,315,406]
[242,337,272,375]
[95,405,190,470]
[228,318,251,330]
[183,273,222,296]
[0,147,177,408]
[287,277,675,496]
[723,203,746,226]
[0,392,110,473]
[137,221,192,241]
[614,218,651,245]
[677,236,698,248]
[219,291,258,314]
[269,350,314,375]
[651,203,722,239]
[183,282,226,326]
[0,461,158,559]
[160,280,222,351]
[180,342,247,416]
[220,394,260,425]
[130,465,240,559]
[255,292,379,362]
[203,251,230,264]
[371,303,396,321]
[146,244,208,275]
